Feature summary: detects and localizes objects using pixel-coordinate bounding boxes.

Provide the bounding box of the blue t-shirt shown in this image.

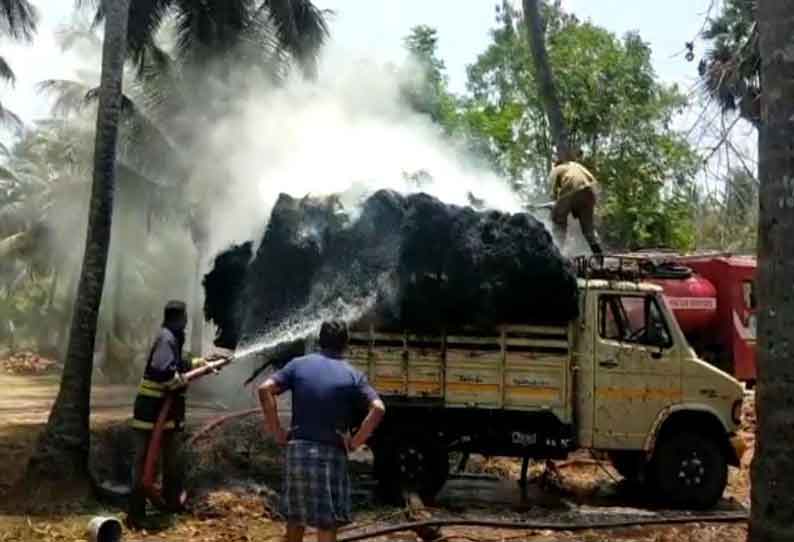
[271,352,380,447]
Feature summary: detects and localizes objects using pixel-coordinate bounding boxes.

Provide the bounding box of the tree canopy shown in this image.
[401,1,701,251]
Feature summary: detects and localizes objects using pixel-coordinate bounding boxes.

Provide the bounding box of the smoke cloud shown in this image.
[194,47,523,259]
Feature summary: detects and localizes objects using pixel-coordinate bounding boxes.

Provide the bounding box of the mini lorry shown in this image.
[349,257,745,509]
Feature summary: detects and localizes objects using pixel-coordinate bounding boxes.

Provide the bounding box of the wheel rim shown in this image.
[398,446,427,483]
[677,451,707,487]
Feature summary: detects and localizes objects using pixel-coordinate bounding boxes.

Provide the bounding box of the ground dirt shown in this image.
[0,369,754,542]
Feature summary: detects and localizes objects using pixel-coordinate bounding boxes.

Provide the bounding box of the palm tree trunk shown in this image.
[27,0,131,479]
[522,0,571,160]
[749,3,794,541]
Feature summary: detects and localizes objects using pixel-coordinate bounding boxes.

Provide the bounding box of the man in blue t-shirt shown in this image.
[258,320,385,542]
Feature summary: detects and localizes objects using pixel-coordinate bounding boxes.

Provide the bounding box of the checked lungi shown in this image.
[280,439,352,529]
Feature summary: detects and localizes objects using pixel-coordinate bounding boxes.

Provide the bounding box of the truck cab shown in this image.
[351,257,744,509]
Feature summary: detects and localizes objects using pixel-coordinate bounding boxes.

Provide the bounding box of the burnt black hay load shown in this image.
[204,190,578,369]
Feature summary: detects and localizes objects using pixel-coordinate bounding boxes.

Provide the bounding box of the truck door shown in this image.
[593,293,681,449]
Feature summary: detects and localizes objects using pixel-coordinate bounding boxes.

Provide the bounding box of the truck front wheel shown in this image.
[373,435,449,503]
[650,432,727,509]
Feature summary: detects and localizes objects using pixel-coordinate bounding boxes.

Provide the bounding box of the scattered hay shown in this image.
[0,351,57,375]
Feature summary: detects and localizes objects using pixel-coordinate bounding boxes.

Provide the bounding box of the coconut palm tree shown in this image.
[78,0,328,78]
[26,0,131,480]
[698,0,760,125]
[55,1,328,354]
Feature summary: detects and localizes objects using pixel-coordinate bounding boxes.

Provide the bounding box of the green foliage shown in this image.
[400,25,460,132]
[0,274,52,348]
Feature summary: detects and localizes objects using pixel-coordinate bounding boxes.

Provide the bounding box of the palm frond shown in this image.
[290,0,330,77]
[0,164,17,184]
[39,75,186,185]
[127,0,175,69]
[238,6,290,83]
[0,100,21,130]
[0,0,38,41]
[117,161,184,221]
[36,79,94,116]
[259,0,329,78]
[261,0,298,52]
[73,0,99,10]
[0,55,15,85]
[113,95,189,183]
[73,0,104,29]
[54,22,102,51]
[131,42,188,125]
[173,0,254,66]
[79,0,175,65]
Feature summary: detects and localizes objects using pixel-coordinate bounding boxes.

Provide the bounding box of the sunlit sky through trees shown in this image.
[0,1,754,182]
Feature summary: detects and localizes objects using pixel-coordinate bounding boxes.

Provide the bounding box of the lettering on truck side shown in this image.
[663,296,717,310]
[512,377,554,387]
[512,432,537,446]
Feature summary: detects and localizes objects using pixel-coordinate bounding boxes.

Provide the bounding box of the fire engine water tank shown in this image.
[650,274,718,335]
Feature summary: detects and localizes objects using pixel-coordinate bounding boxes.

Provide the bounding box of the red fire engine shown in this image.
[621,251,757,384]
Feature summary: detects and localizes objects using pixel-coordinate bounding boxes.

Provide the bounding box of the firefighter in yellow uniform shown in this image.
[128,300,207,528]
[548,158,602,255]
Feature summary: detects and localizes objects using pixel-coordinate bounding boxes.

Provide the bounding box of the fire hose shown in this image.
[141,355,233,508]
[187,408,261,446]
[337,512,748,542]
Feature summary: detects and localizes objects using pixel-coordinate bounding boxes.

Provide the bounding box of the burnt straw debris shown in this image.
[204,190,578,362]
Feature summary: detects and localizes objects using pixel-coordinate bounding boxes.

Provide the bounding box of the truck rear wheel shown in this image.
[650,432,727,509]
[373,434,449,503]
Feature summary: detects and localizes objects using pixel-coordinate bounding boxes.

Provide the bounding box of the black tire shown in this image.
[650,431,728,509]
[373,433,449,503]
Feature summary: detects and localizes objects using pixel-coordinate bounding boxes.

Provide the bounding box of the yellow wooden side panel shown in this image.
[445,342,502,407]
[354,325,571,417]
[504,355,567,410]
[405,339,444,397]
[370,344,405,395]
[406,362,443,397]
[347,342,370,375]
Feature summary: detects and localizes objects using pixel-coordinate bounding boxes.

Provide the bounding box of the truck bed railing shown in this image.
[349,324,570,357]
[575,254,691,281]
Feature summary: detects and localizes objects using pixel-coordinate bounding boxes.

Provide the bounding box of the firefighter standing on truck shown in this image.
[548,152,603,255]
[127,300,207,529]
